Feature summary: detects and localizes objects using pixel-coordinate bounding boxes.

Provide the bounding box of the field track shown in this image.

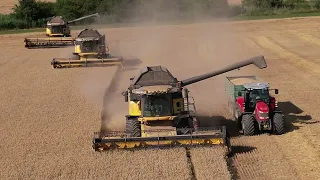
[1,16,320,179]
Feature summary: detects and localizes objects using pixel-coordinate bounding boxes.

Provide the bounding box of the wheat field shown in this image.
[0,13,320,180]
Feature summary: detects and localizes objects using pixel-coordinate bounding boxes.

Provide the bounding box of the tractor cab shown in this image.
[241,82,271,111]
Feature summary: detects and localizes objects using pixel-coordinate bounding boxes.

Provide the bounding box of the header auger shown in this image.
[93,56,268,152]
[24,13,100,49]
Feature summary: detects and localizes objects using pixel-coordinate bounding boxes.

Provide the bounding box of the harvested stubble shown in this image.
[231,135,299,180]
[189,146,231,180]
[230,77,259,85]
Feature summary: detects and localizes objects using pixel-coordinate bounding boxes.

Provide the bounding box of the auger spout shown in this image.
[180,56,267,87]
[67,13,100,24]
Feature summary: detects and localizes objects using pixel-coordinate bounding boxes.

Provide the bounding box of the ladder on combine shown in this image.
[184,96,196,113]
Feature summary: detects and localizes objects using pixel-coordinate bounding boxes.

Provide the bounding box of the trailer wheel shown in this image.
[242,114,255,136]
[273,113,284,135]
[125,117,141,137]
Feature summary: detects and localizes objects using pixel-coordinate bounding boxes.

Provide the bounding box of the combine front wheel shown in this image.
[273,113,284,135]
[242,114,255,136]
[125,117,141,137]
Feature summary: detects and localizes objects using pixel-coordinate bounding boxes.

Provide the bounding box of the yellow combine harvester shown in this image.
[92,56,268,152]
[24,13,100,48]
[51,28,123,68]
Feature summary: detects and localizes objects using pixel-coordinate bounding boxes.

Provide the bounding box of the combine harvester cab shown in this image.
[24,13,100,49]
[51,28,123,68]
[225,76,284,136]
[93,56,268,152]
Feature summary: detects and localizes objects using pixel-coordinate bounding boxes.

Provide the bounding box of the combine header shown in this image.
[92,56,268,152]
[51,28,123,68]
[24,37,75,48]
[24,13,100,49]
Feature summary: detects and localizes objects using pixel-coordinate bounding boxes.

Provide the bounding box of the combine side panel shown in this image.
[92,127,230,152]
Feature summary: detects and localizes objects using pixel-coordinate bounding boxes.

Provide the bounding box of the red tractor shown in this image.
[225,76,284,136]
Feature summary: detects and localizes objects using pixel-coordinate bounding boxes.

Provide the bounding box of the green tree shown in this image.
[55,0,86,20]
[310,0,320,9]
[242,0,283,9]
[13,0,38,23]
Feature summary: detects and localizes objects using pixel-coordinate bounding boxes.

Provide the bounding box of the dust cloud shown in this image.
[81,1,258,131]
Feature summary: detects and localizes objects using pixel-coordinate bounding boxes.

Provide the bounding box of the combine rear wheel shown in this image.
[242,114,255,136]
[273,113,284,135]
[125,117,141,137]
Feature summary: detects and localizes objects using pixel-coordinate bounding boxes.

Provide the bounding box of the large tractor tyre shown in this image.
[242,114,255,136]
[125,117,141,137]
[273,113,285,135]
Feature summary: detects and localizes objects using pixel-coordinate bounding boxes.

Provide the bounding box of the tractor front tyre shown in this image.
[242,114,255,136]
[125,117,141,137]
[273,113,284,135]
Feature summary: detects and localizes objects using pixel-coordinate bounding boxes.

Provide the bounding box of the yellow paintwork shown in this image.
[75,45,81,54]
[129,101,141,116]
[141,123,176,137]
[173,98,184,114]
[46,28,51,36]
[138,116,175,122]
[95,136,225,151]
[45,25,70,37]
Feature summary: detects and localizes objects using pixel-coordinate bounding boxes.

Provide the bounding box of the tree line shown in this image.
[1,0,320,30]
[0,0,234,30]
[242,0,320,15]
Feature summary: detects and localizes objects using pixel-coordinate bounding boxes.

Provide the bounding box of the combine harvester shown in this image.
[92,56,268,152]
[24,13,100,49]
[51,28,123,68]
[225,76,284,135]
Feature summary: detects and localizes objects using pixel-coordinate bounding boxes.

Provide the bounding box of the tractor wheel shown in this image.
[125,117,141,137]
[273,113,284,135]
[242,114,255,136]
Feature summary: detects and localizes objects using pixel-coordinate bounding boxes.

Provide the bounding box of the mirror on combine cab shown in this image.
[122,91,128,102]
[238,91,242,96]
[275,89,279,94]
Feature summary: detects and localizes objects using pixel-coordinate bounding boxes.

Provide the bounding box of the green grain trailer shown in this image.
[225,75,263,115]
